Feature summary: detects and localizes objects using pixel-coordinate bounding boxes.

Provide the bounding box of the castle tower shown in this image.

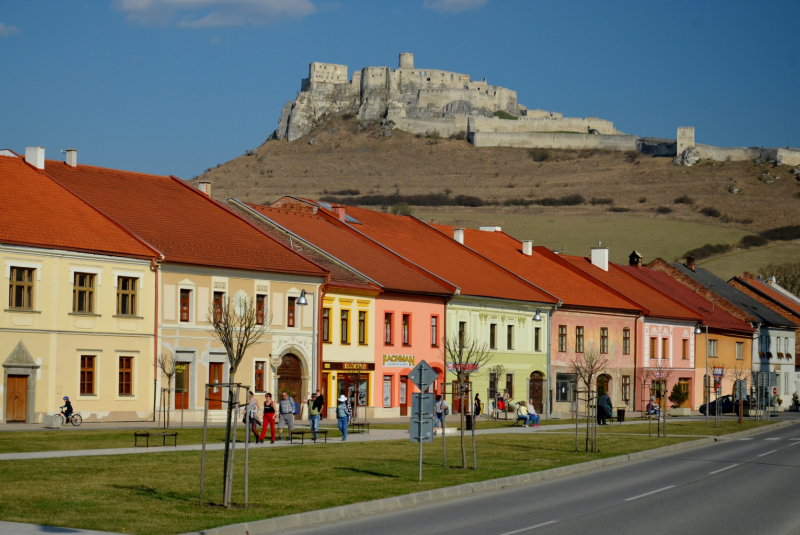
[677,127,695,154]
[399,52,414,70]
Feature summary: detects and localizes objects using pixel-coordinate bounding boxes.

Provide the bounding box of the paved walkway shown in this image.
[0,520,119,534]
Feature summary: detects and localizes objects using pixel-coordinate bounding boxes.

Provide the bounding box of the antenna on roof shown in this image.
[598,241,602,247]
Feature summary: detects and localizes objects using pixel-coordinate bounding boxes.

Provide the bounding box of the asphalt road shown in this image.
[280,422,800,535]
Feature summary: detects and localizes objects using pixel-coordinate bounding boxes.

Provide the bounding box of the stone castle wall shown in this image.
[470,116,621,135]
[694,144,777,162]
[470,131,637,151]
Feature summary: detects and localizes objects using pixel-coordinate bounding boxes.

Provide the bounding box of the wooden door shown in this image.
[321,373,329,418]
[529,372,544,414]
[5,375,27,422]
[277,354,302,400]
[174,363,190,410]
[400,376,408,416]
[208,363,223,410]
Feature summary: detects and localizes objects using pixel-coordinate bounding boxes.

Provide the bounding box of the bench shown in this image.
[289,429,328,444]
[350,422,370,434]
[134,431,178,448]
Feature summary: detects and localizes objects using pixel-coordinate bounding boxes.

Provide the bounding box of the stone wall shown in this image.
[638,137,677,157]
[677,127,694,155]
[695,144,777,162]
[777,148,800,166]
[470,115,620,135]
[390,116,467,137]
[470,131,637,151]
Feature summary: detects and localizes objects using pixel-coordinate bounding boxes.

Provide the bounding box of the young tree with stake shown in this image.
[157,350,176,429]
[571,345,608,452]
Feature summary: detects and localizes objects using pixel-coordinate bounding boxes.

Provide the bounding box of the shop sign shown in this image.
[323,362,375,371]
[383,354,415,368]
[447,363,479,373]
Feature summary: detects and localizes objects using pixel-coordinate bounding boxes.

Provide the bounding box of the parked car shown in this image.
[699,395,755,415]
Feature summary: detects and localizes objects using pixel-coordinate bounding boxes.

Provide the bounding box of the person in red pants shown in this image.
[260,392,277,444]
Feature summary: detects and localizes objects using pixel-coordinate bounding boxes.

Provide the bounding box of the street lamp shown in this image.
[533,309,542,321]
[696,323,710,421]
[294,289,317,393]
[297,289,308,306]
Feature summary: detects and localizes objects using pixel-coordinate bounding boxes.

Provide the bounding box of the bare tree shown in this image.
[758,262,800,297]
[571,345,608,452]
[645,360,674,437]
[485,363,506,419]
[157,350,176,429]
[728,365,751,426]
[206,293,270,507]
[442,333,495,469]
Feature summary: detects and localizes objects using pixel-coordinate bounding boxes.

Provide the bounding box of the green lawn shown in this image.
[584,419,775,436]
[0,433,692,535]
[698,241,800,280]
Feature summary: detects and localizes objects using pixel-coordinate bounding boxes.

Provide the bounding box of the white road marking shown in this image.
[498,520,558,535]
[624,486,676,501]
[709,464,740,475]
[790,442,800,447]
[758,450,777,457]
[738,438,753,441]
[764,438,780,441]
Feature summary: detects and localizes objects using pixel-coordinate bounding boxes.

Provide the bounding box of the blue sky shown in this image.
[2,0,798,180]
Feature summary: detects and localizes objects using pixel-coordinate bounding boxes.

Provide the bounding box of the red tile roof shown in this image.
[733,276,800,320]
[316,206,558,304]
[0,154,158,259]
[43,160,326,277]
[563,255,701,321]
[245,203,454,296]
[429,226,641,312]
[623,266,753,333]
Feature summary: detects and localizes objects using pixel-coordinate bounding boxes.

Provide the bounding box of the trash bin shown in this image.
[616,409,625,423]
[465,414,474,431]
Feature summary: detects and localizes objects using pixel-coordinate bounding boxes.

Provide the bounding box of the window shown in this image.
[709,339,718,357]
[505,373,514,398]
[340,310,349,344]
[661,338,668,360]
[402,314,410,346]
[287,296,297,327]
[384,313,393,344]
[255,361,265,392]
[116,277,137,316]
[575,326,584,353]
[256,294,266,326]
[777,337,782,353]
[649,337,657,360]
[459,321,466,347]
[507,325,515,350]
[180,289,191,322]
[490,324,497,349]
[623,328,631,355]
[786,337,790,355]
[213,291,224,323]
[600,327,609,354]
[358,311,367,345]
[430,316,439,347]
[682,339,689,360]
[786,373,790,394]
[736,342,744,360]
[558,325,567,352]
[622,375,631,402]
[489,373,498,400]
[119,357,132,395]
[8,267,34,309]
[80,355,95,395]
[73,273,95,313]
[556,373,576,402]
[535,327,541,352]
[322,308,331,342]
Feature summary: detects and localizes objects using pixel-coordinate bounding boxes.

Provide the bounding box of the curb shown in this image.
[183,420,796,535]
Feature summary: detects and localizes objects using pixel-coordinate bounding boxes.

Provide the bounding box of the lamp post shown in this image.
[295,290,317,394]
[695,323,709,425]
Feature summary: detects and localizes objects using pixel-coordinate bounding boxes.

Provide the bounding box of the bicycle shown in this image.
[59,407,82,426]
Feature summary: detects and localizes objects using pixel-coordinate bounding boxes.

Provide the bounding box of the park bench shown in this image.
[350,422,370,434]
[134,430,178,448]
[289,429,328,444]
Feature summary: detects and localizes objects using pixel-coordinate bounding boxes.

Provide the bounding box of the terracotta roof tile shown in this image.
[43,160,325,277]
[732,276,800,320]
[0,154,157,259]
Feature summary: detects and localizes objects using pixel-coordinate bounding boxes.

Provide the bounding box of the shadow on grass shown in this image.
[333,467,400,478]
[109,484,197,504]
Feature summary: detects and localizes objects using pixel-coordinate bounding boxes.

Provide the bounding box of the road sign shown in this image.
[410,417,434,442]
[411,392,435,417]
[713,367,724,378]
[408,360,438,390]
[734,380,747,400]
[769,372,778,387]
[773,387,778,396]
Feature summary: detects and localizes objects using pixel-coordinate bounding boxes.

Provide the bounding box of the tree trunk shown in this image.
[460,387,466,469]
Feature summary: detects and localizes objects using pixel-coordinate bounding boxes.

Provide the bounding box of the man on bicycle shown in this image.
[61,396,73,421]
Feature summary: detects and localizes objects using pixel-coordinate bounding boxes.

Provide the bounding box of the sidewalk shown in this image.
[0,520,119,534]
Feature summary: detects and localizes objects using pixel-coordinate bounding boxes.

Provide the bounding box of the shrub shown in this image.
[529,148,551,162]
[450,131,466,141]
[674,195,694,205]
[625,151,639,163]
[740,235,769,248]
[536,194,586,207]
[328,188,360,196]
[700,207,721,218]
[578,149,600,158]
[320,193,486,208]
[608,207,631,213]
[683,243,733,260]
[638,197,647,204]
[390,202,413,216]
[655,206,673,214]
[668,383,689,408]
[425,130,441,141]
[761,225,800,241]
[590,197,613,205]
[504,198,535,207]
[493,110,518,120]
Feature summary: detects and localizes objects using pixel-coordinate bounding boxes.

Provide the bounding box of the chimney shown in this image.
[686,256,696,272]
[453,228,464,244]
[742,271,752,280]
[629,250,643,267]
[479,226,501,232]
[65,149,77,167]
[25,146,45,170]
[591,243,609,271]
[333,205,347,222]
[522,240,533,256]
[198,181,211,196]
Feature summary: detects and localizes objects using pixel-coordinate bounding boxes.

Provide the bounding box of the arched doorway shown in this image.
[529,371,544,413]
[277,354,302,400]
[597,374,612,398]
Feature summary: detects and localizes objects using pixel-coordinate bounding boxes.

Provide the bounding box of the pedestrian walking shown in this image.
[597,392,612,426]
[307,392,323,441]
[314,389,325,414]
[434,395,449,435]
[260,393,276,443]
[246,391,263,443]
[336,395,352,441]
[474,393,482,418]
[277,391,295,441]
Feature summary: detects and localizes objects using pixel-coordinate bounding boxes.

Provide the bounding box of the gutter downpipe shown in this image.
[151,258,160,422]
[317,277,330,409]
[443,293,456,398]
[546,305,558,419]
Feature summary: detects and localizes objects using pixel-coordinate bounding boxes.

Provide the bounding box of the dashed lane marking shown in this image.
[764,438,780,441]
[709,464,740,475]
[758,450,777,457]
[498,520,558,535]
[738,438,754,441]
[625,486,676,501]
